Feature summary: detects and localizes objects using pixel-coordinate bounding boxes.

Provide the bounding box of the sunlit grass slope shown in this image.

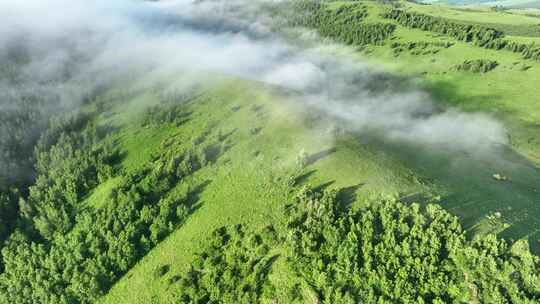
[97,78,428,303]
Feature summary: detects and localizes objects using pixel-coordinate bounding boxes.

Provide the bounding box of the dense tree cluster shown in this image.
[456,20,540,38]
[390,40,454,56]
[1,3,540,302]
[177,225,280,303]
[0,40,104,253]
[286,2,540,61]
[455,59,499,73]
[289,1,396,47]
[24,115,115,240]
[0,89,58,250]
[383,9,504,47]
[0,99,47,188]
[0,103,227,303]
[0,111,90,264]
[0,191,18,264]
[142,89,201,127]
[504,40,540,61]
[383,9,540,61]
[143,104,191,127]
[174,186,540,303]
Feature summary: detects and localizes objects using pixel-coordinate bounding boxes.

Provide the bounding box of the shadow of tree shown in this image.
[337,183,365,210]
[307,147,337,166]
[423,78,504,110]
[294,169,317,186]
[186,179,212,212]
[313,180,335,193]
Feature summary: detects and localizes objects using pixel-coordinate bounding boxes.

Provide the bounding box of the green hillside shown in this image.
[1,0,540,303]
[295,0,540,162]
[98,77,431,303]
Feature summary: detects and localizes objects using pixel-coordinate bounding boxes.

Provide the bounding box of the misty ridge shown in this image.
[0,0,508,178]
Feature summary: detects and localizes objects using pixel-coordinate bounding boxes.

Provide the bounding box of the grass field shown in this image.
[96,1,540,302]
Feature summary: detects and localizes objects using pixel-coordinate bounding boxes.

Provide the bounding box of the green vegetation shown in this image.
[390,40,454,56]
[289,1,396,46]
[2,74,539,303]
[172,186,540,303]
[455,59,499,72]
[282,0,540,164]
[383,9,506,47]
[177,224,280,303]
[383,6,540,61]
[2,1,540,303]
[0,100,230,303]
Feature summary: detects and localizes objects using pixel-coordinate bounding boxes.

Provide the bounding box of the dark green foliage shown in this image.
[154,265,171,278]
[383,9,540,61]
[290,1,396,46]
[504,40,540,61]
[177,186,540,303]
[0,98,48,188]
[0,104,220,303]
[0,97,59,249]
[284,187,463,303]
[26,120,115,240]
[0,37,108,251]
[284,187,540,303]
[390,40,453,56]
[0,148,200,303]
[0,49,59,190]
[455,59,499,73]
[454,236,540,303]
[384,9,504,47]
[0,190,19,259]
[177,225,280,304]
[142,104,191,127]
[450,19,540,38]
[0,112,100,265]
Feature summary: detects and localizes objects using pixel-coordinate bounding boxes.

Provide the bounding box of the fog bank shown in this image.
[0,0,507,157]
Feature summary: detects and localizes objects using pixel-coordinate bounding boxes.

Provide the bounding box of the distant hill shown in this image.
[419,0,540,8]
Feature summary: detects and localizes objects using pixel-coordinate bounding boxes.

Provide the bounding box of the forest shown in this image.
[455,59,499,73]
[289,1,396,47]
[0,93,230,303]
[383,8,505,47]
[174,186,540,303]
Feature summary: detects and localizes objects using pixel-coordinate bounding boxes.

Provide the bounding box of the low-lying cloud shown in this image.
[0,0,507,160]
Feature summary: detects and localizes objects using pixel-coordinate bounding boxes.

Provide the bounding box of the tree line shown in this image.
[0,42,105,256]
[455,59,499,73]
[383,9,540,61]
[390,40,454,56]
